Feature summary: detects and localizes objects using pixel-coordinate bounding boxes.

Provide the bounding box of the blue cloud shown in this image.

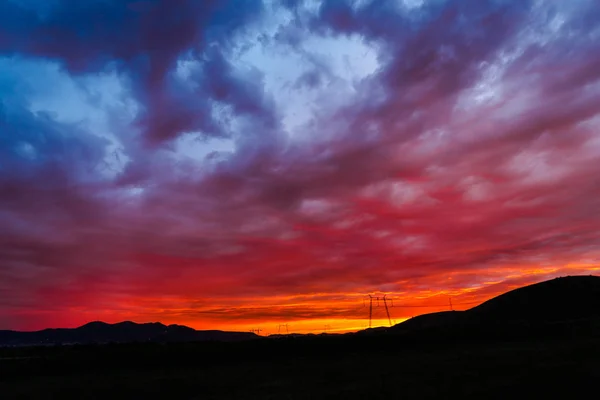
[0,59,109,183]
[0,0,269,144]
[2,0,600,331]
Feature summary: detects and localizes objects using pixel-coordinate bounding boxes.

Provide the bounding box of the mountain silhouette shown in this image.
[467,275,600,322]
[3,276,599,346]
[388,275,600,337]
[0,321,258,346]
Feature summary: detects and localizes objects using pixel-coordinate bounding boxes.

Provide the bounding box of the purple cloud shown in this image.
[1,0,600,331]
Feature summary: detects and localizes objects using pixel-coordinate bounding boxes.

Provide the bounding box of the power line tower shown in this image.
[277,324,289,334]
[250,328,262,335]
[323,324,331,333]
[368,295,373,328]
[449,297,454,311]
[365,294,394,328]
[382,295,392,327]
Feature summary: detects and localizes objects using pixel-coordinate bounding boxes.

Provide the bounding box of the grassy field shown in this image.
[2,335,599,399]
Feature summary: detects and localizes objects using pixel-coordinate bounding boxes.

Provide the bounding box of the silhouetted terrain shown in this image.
[379,276,600,342]
[1,275,599,399]
[389,310,463,331]
[467,275,600,322]
[5,276,597,348]
[0,321,257,346]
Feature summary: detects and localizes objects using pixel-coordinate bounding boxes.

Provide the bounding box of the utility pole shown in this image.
[449,297,453,311]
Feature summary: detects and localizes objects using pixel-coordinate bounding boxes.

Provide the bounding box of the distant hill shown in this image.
[391,311,464,331]
[388,275,600,338]
[4,276,599,347]
[0,321,258,347]
[467,275,600,323]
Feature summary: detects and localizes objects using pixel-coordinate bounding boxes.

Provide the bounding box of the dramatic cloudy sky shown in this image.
[1,0,600,333]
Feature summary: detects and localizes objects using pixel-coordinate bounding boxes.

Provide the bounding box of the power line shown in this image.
[195,298,487,335]
[194,299,482,314]
[390,300,481,308]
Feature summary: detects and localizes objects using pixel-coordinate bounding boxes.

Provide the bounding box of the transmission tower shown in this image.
[368,295,373,328]
[383,295,392,327]
[365,294,394,328]
[277,323,289,334]
[250,328,262,335]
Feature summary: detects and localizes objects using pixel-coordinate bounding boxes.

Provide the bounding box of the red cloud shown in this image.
[1,0,600,332]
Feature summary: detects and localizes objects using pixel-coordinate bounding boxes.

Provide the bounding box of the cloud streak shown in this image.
[1,0,600,332]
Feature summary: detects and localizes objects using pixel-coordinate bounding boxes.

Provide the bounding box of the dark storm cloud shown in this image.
[0,0,270,144]
[1,0,600,330]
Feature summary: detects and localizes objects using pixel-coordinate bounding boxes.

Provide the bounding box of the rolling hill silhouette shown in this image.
[467,275,600,322]
[2,276,599,346]
[3,276,600,400]
[388,275,600,338]
[0,321,258,346]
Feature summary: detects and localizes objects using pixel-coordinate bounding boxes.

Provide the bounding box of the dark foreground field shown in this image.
[2,334,599,399]
[4,277,600,399]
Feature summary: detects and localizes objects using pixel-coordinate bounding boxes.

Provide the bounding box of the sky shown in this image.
[1,0,599,334]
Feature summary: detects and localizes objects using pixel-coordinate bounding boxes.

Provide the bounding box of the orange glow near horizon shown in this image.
[11,264,596,333]
[3,0,600,337]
